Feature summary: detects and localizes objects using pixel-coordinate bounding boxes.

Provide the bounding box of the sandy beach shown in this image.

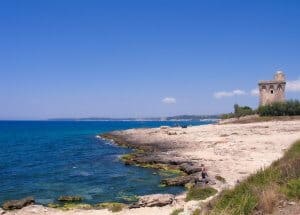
[3,119,300,215]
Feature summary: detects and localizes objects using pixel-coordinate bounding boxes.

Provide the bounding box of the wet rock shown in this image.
[2,196,35,210]
[167,131,177,135]
[162,175,198,186]
[134,194,175,207]
[58,196,83,202]
[179,163,202,174]
[124,154,186,167]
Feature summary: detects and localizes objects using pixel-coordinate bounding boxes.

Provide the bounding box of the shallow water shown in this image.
[0,120,213,205]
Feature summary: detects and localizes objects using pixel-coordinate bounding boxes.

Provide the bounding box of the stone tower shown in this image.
[258,71,286,106]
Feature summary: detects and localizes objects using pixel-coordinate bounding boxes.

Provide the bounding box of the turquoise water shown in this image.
[0,120,213,205]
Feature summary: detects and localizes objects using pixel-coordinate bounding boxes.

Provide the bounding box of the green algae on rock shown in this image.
[58,196,83,202]
[96,202,126,212]
[186,186,217,201]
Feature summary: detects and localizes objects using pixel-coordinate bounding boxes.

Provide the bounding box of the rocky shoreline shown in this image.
[100,132,213,188]
[2,120,300,215]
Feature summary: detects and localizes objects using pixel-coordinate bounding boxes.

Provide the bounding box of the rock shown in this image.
[167,131,177,135]
[2,196,35,210]
[162,175,197,186]
[162,171,206,186]
[288,201,296,205]
[134,194,175,207]
[179,163,202,174]
[58,196,83,202]
[0,208,4,214]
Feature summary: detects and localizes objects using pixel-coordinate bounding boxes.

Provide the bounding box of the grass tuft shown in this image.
[215,175,226,183]
[170,208,184,215]
[186,186,217,201]
[192,208,201,215]
[257,185,279,214]
[282,179,300,200]
[96,202,126,212]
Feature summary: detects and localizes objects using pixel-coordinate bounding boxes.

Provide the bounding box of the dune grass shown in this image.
[209,140,300,215]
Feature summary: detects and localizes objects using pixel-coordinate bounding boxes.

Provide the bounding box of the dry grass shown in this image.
[257,185,279,214]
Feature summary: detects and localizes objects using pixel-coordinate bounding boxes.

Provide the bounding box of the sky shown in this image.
[1,0,300,119]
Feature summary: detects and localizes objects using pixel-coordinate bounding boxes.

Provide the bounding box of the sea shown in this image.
[0,120,214,205]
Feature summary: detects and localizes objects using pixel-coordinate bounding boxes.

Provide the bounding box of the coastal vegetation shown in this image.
[258,100,300,116]
[221,104,255,119]
[205,140,300,215]
[222,100,300,120]
[47,202,93,210]
[186,186,217,201]
[95,202,126,212]
[170,208,184,215]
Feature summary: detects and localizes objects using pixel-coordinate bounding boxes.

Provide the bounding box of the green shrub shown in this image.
[282,179,300,199]
[221,113,235,119]
[258,100,300,116]
[186,186,217,201]
[212,184,258,215]
[192,208,201,215]
[234,104,255,118]
[221,104,255,119]
[170,208,184,215]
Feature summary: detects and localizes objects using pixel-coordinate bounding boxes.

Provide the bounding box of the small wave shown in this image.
[95,135,117,146]
[72,170,92,177]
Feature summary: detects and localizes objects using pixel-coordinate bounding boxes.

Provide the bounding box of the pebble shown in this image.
[288,201,296,205]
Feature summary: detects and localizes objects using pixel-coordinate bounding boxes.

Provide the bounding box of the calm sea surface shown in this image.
[0,120,213,205]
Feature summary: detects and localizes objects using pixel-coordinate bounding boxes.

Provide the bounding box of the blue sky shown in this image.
[1,0,300,119]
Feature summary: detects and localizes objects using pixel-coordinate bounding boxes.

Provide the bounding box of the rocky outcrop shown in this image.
[2,196,35,210]
[179,163,203,174]
[0,208,5,214]
[101,132,207,188]
[162,174,199,186]
[131,194,175,208]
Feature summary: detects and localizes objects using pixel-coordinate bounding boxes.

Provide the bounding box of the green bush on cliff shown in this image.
[209,140,300,215]
[282,179,300,199]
